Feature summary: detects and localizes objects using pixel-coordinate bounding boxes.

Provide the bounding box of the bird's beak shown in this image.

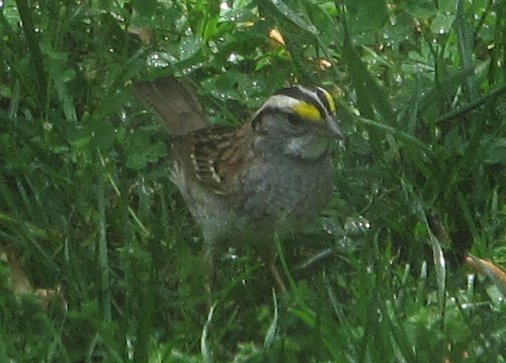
[326,116,343,140]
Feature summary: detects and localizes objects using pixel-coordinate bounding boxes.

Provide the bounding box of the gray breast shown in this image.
[238,155,333,236]
[172,153,333,244]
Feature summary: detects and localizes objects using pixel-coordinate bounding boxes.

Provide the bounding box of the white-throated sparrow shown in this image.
[134,77,342,292]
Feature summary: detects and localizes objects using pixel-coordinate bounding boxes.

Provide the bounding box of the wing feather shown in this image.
[173,125,252,195]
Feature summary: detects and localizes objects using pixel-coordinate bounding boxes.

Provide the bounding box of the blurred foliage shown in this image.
[0,0,505,361]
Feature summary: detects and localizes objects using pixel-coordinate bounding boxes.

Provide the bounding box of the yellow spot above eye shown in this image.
[293,102,322,121]
[322,89,336,114]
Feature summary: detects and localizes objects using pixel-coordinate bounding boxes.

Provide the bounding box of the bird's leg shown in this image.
[268,234,289,293]
[203,241,216,296]
[268,257,288,294]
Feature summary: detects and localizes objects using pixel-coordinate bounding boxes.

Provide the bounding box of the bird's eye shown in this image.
[285,113,303,127]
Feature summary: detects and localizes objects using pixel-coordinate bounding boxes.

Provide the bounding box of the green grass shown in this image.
[1,0,506,361]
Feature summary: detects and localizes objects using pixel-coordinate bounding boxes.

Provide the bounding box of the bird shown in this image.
[134,77,342,293]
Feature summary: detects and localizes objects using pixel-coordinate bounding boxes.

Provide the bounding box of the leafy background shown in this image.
[1,0,505,361]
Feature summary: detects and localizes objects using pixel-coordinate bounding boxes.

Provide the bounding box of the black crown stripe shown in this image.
[315,88,333,115]
[274,86,328,119]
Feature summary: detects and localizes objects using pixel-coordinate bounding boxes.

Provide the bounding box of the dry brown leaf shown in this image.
[466,253,506,298]
[268,28,285,46]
